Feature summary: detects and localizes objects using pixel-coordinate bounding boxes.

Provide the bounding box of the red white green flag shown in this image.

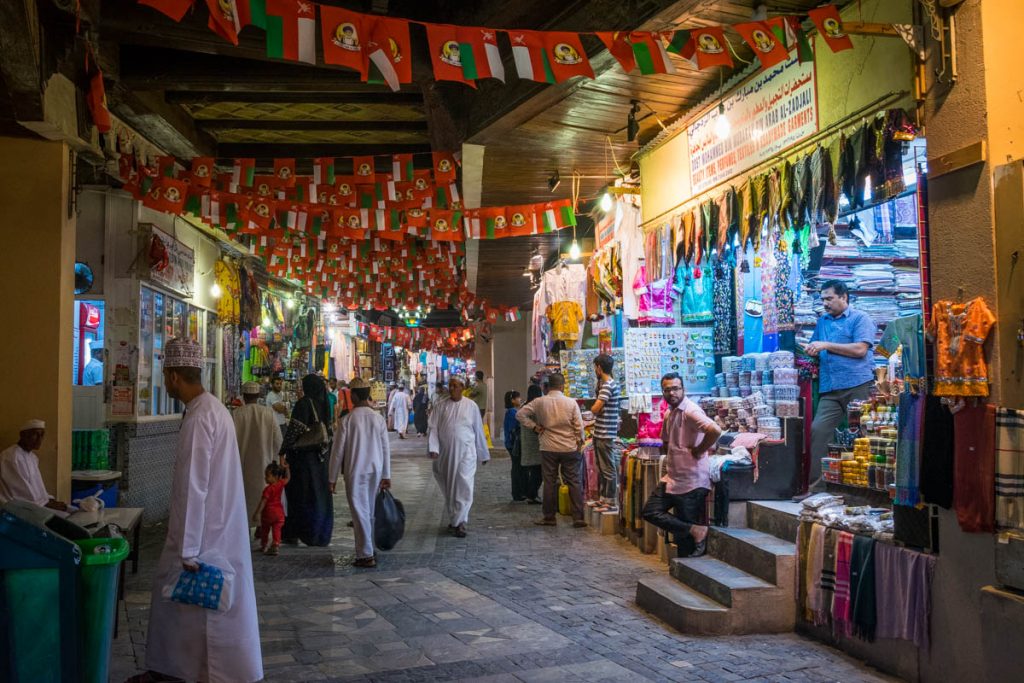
[542,199,576,232]
[264,0,316,65]
[629,32,676,75]
[366,16,412,92]
[426,24,475,86]
[734,21,790,69]
[509,30,555,84]
[663,30,697,67]
[596,32,636,73]
[459,27,505,82]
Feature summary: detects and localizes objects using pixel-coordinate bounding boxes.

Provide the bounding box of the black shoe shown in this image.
[526,498,541,505]
[688,540,707,558]
[454,524,467,538]
[513,497,527,502]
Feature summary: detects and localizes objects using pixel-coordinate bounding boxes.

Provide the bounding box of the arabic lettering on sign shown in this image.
[687,54,817,194]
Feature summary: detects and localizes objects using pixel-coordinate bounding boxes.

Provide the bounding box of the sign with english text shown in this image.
[687,54,817,194]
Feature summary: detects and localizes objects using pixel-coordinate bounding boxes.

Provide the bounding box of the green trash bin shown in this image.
[74,537,130,683]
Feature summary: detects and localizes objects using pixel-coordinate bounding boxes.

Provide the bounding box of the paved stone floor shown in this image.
[110,434,896,682]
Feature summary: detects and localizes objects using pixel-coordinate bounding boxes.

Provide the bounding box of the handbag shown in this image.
[162,559,234,611]
[373,490,406,551]
[292,398,329,449]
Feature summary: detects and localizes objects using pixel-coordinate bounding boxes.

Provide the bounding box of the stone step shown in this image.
[635,575,732,636]
[707,526,797,585]
[671,556,774,606]
[585,507,619,535]
[747,500,802,543]
[670,557,795,632]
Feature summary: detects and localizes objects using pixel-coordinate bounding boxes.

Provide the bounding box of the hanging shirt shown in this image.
[926,298,997,397]
[617,203,644,319]
[547,301,585,343]
[680,266,714,323]
[0,445,51,506]
[145,391,262,683]
[233,402,284,519]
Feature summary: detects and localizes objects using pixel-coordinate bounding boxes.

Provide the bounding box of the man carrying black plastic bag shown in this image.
[329,378,391,568]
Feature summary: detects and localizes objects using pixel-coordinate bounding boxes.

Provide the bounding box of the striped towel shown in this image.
[995,408,1024,530]
[805,523,829,624]
[832,531,854,638]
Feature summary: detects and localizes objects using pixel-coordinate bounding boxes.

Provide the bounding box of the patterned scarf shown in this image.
[832,531,854,637]
[995,408,1024,530]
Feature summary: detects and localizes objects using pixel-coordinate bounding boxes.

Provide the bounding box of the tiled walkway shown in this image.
[110,434,895,682]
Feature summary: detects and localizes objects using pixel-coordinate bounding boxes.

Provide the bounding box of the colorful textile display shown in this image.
[832,531,854,637]
[874,543,936,650]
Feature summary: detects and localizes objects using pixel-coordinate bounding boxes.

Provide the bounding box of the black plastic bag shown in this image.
[374,489,406,551]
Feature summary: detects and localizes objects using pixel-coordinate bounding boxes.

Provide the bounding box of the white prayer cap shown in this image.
[242,381,262,395]
[449,374,467,386]
[20,419,45,432]
[163,337,204,369]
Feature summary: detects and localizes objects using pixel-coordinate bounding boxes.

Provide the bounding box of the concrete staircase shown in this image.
[636,500,801,635]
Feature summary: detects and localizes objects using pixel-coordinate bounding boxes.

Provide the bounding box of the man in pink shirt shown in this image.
[642,372,722,557]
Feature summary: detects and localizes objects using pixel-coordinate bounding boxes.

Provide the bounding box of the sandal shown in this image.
[266,544,279,556]
[353,557,377,568]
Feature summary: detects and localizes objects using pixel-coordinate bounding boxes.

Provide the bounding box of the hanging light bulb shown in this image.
[714,102,731,141]
[262,315,272,328]
[286,296,295,310]
[569,240,581,260]
[210,282,222,299]
[599,192,613,212]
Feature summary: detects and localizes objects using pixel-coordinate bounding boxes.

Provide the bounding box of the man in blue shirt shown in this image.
[803,280,877,489]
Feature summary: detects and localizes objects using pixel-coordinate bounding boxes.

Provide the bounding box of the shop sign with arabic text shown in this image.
[687,54,817,194]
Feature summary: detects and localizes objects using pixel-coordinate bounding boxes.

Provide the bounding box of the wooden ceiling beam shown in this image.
[107,85,217,158]
[197,119,430,132]
[165,91,425,105]
[116,45,403,92]
[215,142,432,159]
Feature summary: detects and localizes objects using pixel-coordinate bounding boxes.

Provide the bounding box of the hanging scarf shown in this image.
[805,523,827,623]
[832,531,854,638]
[849,535,878,641]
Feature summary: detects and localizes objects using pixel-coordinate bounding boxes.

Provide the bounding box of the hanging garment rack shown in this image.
[640,89,912,231]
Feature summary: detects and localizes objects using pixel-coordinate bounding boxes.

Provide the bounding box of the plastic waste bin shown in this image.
[1,501,129,683]
[0,501,87,683]
[75,537,130,683]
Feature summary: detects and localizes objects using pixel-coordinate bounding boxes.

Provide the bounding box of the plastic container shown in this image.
[75,537,130,683]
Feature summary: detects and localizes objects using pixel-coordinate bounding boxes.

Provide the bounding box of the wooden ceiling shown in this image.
[5,0,843,310]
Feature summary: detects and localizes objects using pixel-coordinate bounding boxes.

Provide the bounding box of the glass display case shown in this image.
[138,285,217,417]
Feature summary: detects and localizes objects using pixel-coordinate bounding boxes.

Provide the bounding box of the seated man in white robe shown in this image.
[329,377,392,568]
[129,338,263,683]
[428,375,490,538]
[0,419,67,510]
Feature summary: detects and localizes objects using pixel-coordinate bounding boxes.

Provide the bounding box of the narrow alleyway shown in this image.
[111,435,894,682]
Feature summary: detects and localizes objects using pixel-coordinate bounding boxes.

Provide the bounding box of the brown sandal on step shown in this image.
[353,557,377,568]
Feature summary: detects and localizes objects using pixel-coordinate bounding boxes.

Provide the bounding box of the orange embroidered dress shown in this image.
[926,298,996,397]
